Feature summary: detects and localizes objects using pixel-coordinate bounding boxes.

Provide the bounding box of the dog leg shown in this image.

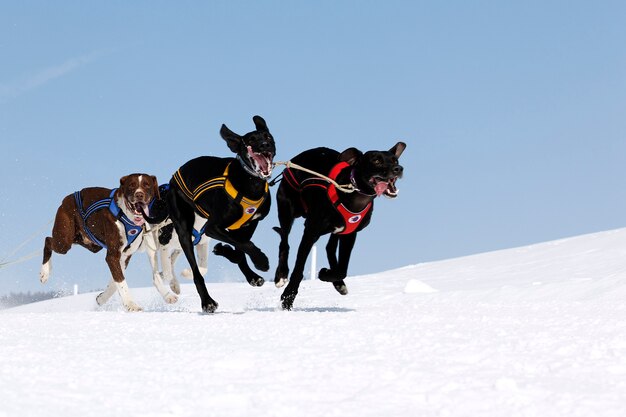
[145,238,165,297]
[182,235,218,313]
[333,280,349,295]
[201,221,269,272]
[147,245,177,303]
[168,248,182,293]
[168,188,218,313]
[318,234,340,282]
[165,248,182,294]
[152,269,178,304]
[104,250,142,312]
[158,247,181,295]
[195,240,210,278]
[273,226,291,288]
[218,236,269,272]
[40,208,75,284]
[213,243,265,287]
[274,187,296,288]
[96,279,117,306]
[319,235,343,282]
[115,279,143,312]
[318,234,355,297]
[40,237,54,284]
[281,227,320,310]
[161,246,176,280]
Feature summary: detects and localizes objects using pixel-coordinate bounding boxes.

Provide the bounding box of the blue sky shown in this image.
[1,1,625,296]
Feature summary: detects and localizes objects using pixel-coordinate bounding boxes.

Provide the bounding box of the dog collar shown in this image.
[236,154,266,179]
[349,169,377,197]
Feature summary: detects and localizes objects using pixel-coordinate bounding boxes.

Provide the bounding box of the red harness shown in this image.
[283,162,372,235]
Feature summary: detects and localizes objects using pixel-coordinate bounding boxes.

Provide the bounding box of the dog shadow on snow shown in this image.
[243,306,355,313]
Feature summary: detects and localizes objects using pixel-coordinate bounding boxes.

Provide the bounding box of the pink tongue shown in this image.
[133,205,147,226]
[374,182,388,197]
[256,155,269,172]
[248,147,270,174]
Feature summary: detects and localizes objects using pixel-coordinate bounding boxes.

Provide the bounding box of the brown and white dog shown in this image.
[40,174,160,311]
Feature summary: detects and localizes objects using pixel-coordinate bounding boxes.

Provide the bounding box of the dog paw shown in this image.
[169,279,181,294]
[201,298,219,313]
[212,243,227,256]
[95,292,107,306]
[281,297,294,311]
[247,275,265,287]
[164,292,179,304]
[39,263,50,284]
[318,268,346,282]
[125,301,144,312]
[275,277,288,288]
[250,250,270,272]
[281,290,297,310]
[333,281,349,295]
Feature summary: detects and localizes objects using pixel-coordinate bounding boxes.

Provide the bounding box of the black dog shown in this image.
[165,115,276,313]
[274,142,405,310]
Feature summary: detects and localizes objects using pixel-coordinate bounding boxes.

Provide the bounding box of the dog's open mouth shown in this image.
[247,146,274,178]
[372,176,399,198]
[126,201,149,226]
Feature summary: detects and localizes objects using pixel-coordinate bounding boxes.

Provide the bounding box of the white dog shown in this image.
[141,217,210,304]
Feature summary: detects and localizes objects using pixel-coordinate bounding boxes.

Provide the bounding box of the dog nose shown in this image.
[135,191,145,200]
[392,165,403,176]
[258,141,273,153]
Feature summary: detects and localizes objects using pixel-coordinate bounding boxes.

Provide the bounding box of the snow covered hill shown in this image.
[2,228,626,417]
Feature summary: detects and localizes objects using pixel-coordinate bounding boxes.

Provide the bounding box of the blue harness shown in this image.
[191,226,206,246]
[74,188,144,249]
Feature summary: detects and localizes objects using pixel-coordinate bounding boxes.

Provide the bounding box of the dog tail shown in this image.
[140,200,169,224]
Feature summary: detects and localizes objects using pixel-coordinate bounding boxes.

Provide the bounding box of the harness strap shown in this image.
[192,224,206,246]
[74,191,108,248]
[74,189,144,249]
[282,162,372,235]
[173,162,269,231]
[274,161,357,193]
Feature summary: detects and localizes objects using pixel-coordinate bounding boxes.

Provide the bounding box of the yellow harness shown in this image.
[173,162,269,231]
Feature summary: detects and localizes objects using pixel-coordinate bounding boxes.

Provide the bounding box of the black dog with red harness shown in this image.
[274,142,406,310]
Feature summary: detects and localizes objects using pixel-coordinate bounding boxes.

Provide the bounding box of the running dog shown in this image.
[140,184,211,304]
[165,115,276,313]
[274,143,405,310]
[40,174,160,311]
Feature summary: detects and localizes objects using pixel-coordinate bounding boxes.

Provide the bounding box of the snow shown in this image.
[2,228,626,417]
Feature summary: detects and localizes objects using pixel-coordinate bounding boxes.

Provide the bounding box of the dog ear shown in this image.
[390,142,406,158]
[119,175,128,187]
[253,115,268,132]
[151,175,160,199]
[339,147,362,166]
[220,124,242,153]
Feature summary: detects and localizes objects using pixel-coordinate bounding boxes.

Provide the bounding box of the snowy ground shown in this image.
[2,229,626,417]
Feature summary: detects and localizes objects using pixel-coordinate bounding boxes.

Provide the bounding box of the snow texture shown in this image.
[2,228,626,417]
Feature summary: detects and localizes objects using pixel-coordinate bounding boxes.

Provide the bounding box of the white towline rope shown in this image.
[0,219,52,269]
[273,161,357,193]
